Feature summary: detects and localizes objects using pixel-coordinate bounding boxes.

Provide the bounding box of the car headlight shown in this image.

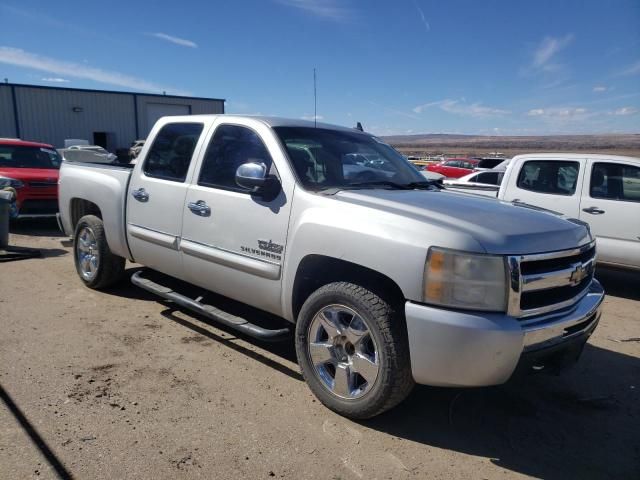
[423,247,507,311]
[0,176,24,189]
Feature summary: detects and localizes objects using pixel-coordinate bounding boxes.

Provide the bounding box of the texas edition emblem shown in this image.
[258,239,284,254]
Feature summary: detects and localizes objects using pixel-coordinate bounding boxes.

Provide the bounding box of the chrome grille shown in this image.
[507,241,596,318]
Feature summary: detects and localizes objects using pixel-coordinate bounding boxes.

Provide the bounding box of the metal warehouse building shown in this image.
[0,83,225,151]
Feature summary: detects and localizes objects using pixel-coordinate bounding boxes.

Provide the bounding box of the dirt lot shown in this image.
[1,219,639,480]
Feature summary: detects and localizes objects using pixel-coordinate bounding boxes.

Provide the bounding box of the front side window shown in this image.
[143,123,203,182]
[475,172,502,185]
[198,124,274,191]
[590,162,640,202]
[0,145,62,169]
[274,127,426,190]
[517,160,580,195]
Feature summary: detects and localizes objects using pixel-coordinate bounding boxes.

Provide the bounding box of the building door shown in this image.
[93,132,107,148]
[145,103,190,136]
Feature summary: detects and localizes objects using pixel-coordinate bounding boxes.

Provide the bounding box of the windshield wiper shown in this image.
[348,180,440,190]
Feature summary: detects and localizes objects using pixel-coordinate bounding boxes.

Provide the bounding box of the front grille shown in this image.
[520,277,591,310]
[20,199,59,214]
[508,241,596,318]
[29,181,58,188]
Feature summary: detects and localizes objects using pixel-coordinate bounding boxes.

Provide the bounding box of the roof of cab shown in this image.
[157,114,371,135]
[513,152,640,162]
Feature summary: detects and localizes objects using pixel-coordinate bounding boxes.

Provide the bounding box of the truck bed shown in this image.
[58,161,133,259]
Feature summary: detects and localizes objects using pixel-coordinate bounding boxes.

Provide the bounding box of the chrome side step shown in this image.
[131,270,291,342]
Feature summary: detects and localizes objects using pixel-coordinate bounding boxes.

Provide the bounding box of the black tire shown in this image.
[73,215,126,289]
[295,282,414,419]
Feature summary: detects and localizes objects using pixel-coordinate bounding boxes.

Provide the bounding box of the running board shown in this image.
[131,270,291,342]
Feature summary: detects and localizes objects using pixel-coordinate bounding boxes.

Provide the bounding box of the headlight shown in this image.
[0,176,24,189]
[423,247,507,311]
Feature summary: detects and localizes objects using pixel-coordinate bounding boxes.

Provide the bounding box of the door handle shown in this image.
[132,188,149,202]
[582,206,605,215]
[188,200,211,217]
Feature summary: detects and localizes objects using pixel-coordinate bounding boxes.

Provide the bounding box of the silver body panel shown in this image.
[58,115,606,387]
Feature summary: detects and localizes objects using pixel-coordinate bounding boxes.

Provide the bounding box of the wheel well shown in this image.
[70,198,102,229]
[292,255,406,320]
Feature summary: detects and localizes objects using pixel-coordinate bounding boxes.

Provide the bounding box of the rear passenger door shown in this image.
[579,159,640,268]
[126,121,206,278]
[504,158,583,217]
[179,121,294,315]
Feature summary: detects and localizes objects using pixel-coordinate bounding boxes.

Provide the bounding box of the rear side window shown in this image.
[517,160,580,195]
[590,162,640,202]
[475,171,502,185]
[143,123,203,182]
[198,124,273,192]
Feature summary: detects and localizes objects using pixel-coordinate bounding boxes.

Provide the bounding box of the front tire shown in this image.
[73,215,125,289]
[295,282,414,419]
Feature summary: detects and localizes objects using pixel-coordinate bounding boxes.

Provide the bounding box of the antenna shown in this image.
[313,68,317,128]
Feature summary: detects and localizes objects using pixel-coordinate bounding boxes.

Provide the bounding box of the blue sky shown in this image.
[1,0,639,135]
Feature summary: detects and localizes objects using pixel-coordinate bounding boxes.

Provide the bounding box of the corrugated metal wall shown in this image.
[0,86,18,138]
[12,86,137,149]
[0,84,225,149]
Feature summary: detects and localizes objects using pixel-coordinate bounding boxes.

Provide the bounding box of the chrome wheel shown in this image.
[307,304,380,400]
[76,226,99,281]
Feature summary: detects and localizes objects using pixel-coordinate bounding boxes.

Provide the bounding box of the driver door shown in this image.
[179,121,294,315]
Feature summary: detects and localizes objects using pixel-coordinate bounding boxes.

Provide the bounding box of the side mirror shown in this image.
[235,162,280,198]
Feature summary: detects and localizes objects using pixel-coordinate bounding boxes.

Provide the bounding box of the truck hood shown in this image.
[335,189,591,255]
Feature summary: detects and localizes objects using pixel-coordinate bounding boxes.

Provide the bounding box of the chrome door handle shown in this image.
[582,206,605,215]
[188,200,211,217]
[132,188,149,202]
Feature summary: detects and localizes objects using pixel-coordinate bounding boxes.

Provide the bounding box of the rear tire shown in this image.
[73,215,125,289]
[295,282,414,419]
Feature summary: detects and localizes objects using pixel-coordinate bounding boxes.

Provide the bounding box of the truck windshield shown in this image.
[0,145,62,169]
[274,127,429,191]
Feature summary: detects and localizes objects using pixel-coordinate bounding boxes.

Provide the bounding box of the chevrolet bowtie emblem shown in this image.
[569,263,589,286]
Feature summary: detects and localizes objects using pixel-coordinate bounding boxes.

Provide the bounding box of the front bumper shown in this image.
[405,279,604,387]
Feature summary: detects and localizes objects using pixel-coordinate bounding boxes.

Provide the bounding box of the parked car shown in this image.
[443,170,504,197]
[63,145,118,164]
[425,158,479,178]
[473,157,508,170]
[129,140,145,159]
[451,153,640,270]
[58,116,603,419]
[0,138,62,218]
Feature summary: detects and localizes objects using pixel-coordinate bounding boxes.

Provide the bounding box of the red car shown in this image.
[425,158,479,179]
[0,138,63,218]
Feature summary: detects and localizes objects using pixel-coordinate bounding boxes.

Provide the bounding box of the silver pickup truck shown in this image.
[58,115,604,419]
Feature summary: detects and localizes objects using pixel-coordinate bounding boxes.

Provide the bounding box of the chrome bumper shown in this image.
[405,279,604,387]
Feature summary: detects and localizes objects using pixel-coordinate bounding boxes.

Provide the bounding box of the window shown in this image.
[143,123,203,182]
[475,171,503,185]
[198,124,274,191]
[274,127,426,190]
[0,145,62,169]
[517,160,580,195]
[590,162,640,202]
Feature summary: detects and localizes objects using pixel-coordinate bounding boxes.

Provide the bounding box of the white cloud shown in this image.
[0,46,191,95]
[526,107,590,119]
[41,77,69,83]
[275,0,350,21]
[532,34,574,70]
[412,1,430,32]
[301,114,324,121]
[611,107,638,116]
[149,32,197,48]
[592,85,608,93]
[619,60,640,76]
[413,99,510,117]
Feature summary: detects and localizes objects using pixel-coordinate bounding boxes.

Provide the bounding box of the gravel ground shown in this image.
[1,219,639,480]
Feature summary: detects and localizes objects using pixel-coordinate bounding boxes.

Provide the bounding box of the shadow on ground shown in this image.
[9,218,65,237]
[105,268,639,479]
[595,266,640,301]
